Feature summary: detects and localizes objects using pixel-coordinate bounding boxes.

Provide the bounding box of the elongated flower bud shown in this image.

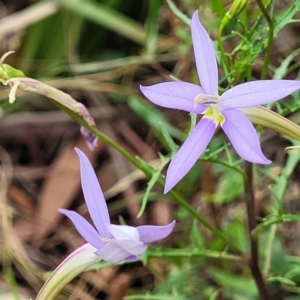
[36,243,102,300]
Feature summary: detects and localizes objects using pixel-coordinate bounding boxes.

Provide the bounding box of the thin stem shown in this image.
[255,0,274,79]
[147,248,244,262]
[53,100,244,254]
[263,224,277,276]
[244,161,271,300]
[218,21,231,84]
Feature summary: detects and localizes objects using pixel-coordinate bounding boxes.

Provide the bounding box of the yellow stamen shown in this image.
[204,107,225,125]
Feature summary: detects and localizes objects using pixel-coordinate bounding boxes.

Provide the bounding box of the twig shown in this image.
[244,161,271,300]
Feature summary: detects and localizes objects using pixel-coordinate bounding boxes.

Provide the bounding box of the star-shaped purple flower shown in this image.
[140,10,300,193]
[59,148,175,263]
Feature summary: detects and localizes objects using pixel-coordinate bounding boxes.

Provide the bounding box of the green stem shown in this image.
[254,214,300,236]
[244,162,271,299]
[147,248,243,262]
[255,0,274,79]
[218,20,231,83]
[53,100,244,254]
[263,224,276,276]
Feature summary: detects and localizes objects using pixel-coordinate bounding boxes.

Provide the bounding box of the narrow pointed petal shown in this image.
[165,117,217,193]
[106,224,140,241]
[75,148,111,237]
[221,109,271,164]
[36,243,101,300]
[96,240,147,263]
[240,106,300,141]
[58,208,103,249]
[137,220,176,244]
[140,82,206,113]
[221,80,300,109]
[191,11,218,95]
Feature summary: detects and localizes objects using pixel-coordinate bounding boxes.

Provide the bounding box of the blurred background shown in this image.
[1,0,300,299]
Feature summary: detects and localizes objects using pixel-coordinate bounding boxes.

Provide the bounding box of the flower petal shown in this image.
[106,224,140,241]
[58,208,103,249]
[137,220,176,244]
[75,148,111,237]
[221,109,271,164]
[140,82,206,113]
[221,80,300,109]
[95,240,147,263]
[191,11,218,95]
[164,117,217,193]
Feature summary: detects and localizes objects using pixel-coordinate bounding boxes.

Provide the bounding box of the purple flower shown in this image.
[59,148,175,263]
[140,10,300,193]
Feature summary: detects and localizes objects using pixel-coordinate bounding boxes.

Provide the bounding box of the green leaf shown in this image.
[210,269,258,298]
[213,168,243,204]
[166,0,190,26]
[63,0,146,44]
[273,49,300,79]
[0,63,25,81]
[268,276,296,286]
[274,0,300,36]
[137,154,170,218]
[145,0,163,54]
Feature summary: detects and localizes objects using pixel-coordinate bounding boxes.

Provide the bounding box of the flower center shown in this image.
[194,94,225,125]
[204,107,225,125]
